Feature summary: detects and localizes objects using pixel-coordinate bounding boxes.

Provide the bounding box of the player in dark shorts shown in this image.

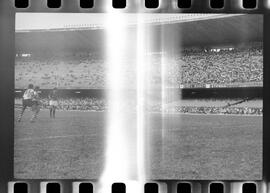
[17,84,35,122]
[49,88,58,118]
[30,86,41,123]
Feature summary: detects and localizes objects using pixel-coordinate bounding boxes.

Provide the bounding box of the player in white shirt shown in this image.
[30,86,41,123]
[17,84,35,122]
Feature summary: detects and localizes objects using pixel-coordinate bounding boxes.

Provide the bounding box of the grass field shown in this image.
[14,109,262,180]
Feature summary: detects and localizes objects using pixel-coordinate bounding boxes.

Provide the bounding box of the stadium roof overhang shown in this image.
[16,14,263,53]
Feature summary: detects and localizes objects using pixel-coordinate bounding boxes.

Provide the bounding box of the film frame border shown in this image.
[0,0,269,192]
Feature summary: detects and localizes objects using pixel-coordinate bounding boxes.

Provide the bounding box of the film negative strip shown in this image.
[0,0,269,193]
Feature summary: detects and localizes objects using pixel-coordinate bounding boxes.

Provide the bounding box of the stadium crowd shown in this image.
[41,97,107,111]
[178,46,263,88]
[15,54,106,89]
[15,97,262,115]
[172,106,262,115]
[15,45,263,89]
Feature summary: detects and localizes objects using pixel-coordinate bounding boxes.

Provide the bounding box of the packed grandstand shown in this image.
[15,14,263,115]
[15,43,263,89]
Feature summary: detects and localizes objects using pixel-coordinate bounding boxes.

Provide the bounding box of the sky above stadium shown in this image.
[16,13,241,31]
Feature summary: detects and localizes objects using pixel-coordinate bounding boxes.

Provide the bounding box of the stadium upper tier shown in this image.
[15,45,263,89]
[16,14,262,52]
[16,13,243,32]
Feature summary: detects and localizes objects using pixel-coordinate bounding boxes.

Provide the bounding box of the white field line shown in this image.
[16,134,94,141]
[14,147,74,152]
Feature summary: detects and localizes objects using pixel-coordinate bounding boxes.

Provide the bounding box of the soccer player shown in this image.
[49,88,58,118]
[30,86,41,123]
[17,84,35,122]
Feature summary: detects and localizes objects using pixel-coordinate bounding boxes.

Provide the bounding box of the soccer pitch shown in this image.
[14,110,262,180]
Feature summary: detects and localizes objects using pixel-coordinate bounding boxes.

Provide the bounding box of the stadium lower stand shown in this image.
[15,97,262,115]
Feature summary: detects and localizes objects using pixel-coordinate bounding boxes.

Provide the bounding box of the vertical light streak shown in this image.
[160,25,180,163]
[161,49,166,161]
[161,25,170,162]
[99,12,146,193]
[100,12,130,186]
[99,10,156,193]
[136,13,146,183]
